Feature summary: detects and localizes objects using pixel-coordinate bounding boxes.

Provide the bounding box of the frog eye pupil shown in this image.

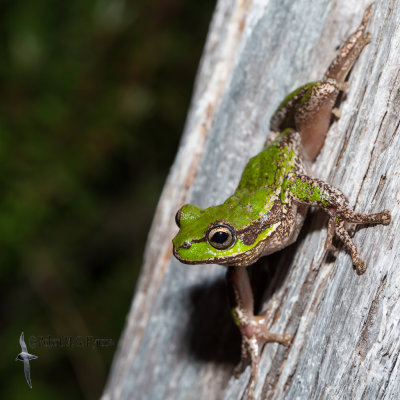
[211,231,228,244]
[207,224,235,250]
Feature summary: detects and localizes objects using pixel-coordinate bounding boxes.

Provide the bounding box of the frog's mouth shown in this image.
[172,242,264,267]
[172,245,217,265]
[172,239,262,267]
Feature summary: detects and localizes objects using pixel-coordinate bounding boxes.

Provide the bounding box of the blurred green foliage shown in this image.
[0,0,215,398]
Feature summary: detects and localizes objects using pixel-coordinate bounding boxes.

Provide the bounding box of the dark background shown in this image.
[0,0,215,398]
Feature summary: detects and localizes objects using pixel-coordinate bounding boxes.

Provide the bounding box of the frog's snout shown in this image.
[172,238,192,260]
[172,244,190,263]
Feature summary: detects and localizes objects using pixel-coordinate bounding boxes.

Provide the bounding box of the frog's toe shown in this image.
[364,31,372,44]
[380,209,391,225]
[353,256,367,275]
[279,333,293,347]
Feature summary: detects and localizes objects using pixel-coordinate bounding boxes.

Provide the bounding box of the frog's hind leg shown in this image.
[293,80,339,161]
[270,79,340,161]
[226,266,292,399]
[270,5,372,161]
[296,5,372,160]
[324,4,372,85]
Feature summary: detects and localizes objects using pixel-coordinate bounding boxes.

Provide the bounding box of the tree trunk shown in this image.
[102,0,400,399]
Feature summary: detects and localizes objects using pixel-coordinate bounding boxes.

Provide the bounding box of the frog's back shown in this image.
[236,129,302,194]
[220,130,305,222]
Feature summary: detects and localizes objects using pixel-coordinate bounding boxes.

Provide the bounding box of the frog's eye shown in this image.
[175,209,182,228]
[207,224,236,250]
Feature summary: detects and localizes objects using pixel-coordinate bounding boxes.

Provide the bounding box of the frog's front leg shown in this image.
[226,266,291,399]
[285,173,391,274]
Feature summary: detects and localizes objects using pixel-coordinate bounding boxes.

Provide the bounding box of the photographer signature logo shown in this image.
[15,332,38,388]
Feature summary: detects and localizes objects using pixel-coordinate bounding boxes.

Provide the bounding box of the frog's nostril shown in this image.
[182,241,191,249]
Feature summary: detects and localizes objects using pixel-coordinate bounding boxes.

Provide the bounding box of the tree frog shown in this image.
[172,5,390,399]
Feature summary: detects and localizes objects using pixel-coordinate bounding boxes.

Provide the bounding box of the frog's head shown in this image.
[172,202,281,267]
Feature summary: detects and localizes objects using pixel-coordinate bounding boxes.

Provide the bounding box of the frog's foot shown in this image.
[326,209,391,274]
[227,266,292,399]
[234,318,292,400]
[287,173,391,273]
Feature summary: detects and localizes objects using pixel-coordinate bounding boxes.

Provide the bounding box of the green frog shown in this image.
[172,5,390,398]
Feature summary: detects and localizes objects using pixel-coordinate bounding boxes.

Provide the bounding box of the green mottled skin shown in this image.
[277,81,318,110]
[271,82,320,131]
[282,176,330,206]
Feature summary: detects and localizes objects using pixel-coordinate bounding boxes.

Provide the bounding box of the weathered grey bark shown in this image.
[102,0,400,399]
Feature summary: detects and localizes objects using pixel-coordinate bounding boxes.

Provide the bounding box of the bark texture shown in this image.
[102,0,400,399]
